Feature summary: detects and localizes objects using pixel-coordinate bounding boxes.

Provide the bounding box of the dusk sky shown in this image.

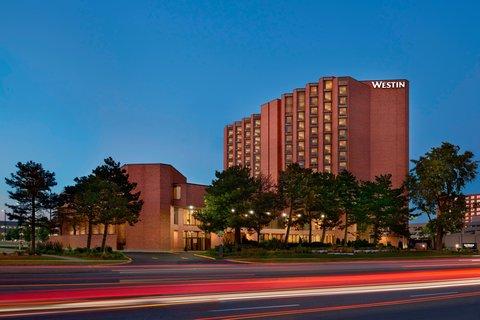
[1,1,480,219]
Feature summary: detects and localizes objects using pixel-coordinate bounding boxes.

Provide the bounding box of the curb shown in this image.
[225,259,254,264]
[193,253,216,260]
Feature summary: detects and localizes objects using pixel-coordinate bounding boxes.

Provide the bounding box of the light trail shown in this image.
[1,278,480,318]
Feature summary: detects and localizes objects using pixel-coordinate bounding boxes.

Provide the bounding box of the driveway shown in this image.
[125,251,221,265]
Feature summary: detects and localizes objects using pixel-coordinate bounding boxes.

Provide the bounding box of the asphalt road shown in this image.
[1,253,480,319]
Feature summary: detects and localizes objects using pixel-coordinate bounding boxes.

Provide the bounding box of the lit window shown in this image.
[311,147,318,155]
[255,120,261,127]
[324,165,331,173]
[311,107,318,115]
[298,131,305,140]
[324,123,331,132]
[311,137,318,145]
[298,151,305,158]
[310,85,318,95]
[310,97,318,106]
[286,104,292,113]
[311,157,318,165]
[298,112,305,121]
[339,151,347,160]
[286,134,293,142]
[339,129,347,139]
[173,186,181,200]
[339,140,347,150]
[298,122,305,130]
[286,154,293,162]
[286,125,292,133]
[324,113,332,121]
[324,154,331,164]
[339,107,347,116]
[286,116,293,124]
[324,91,332,102]
[339,86,347,95]
[339,118,347,127]
[339,161,347,170]
[324,133,332,144]
[324,144,331,154]
[311,127,318,135]
[310,117,318,125]
[324,80,333,90]
[286,144,293,153]
[324,102,332,112]
[298,92,305,110]
[339,96,347,105]
[298,141,305,151]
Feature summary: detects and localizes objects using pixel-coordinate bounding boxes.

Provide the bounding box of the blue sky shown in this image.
[1,1,480,218]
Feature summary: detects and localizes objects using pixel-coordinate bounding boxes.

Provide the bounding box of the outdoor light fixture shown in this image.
[249,210,254,214]
[282,212,287,217]
[297,214,302,218]
[188,205,194,210]
[244,214,248,217]
[231,208,235,213]
[266,212,271,215]
[321,214,325,218]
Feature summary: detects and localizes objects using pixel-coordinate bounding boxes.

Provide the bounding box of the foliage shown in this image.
[5,161,57,254]
[336,170,359,244]
[408,142,477,249]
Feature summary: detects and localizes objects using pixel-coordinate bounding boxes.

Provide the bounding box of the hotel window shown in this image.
[324,165,331,173]
[298,141,305,151]
[339,151,347,161]
[255,119,261,127]
[228,137,233,144]
[299,160,305,168]
[286,134,293,142]
[310,107,318,115]
[298,121,305,130]
[184,208,198,226]
[228,161,234,166]
[311,137,318,146]
[339,86,347,95]
[173,186,181,200]
[339,129,347,139]
[310,97,318,106]
[286,154,293,163]
[324,80,333,90]
[228,145,233,151]
[324,113,332,121]
[324,144,332,154]
[298,92,305,110]
[324,91,332,102]
[310,85,318,95]
[311,127,318,135]
[324,102,332,112]
[286,116,293,124]
[339,96,347,105]
[298,151,305,159]
[245,156,251,162]
[285,144,293,153]
[324,122,332,132]
[311,147,318,156]
[339,161,347,170]
[298,112,305,121]
[311,157,318,165]
[338,118,347,127]
[245,123,251,129]
[324,154,331,164]
[286,125,292,133]
[339,107,347,116]
[339,140,347,150]
[324,133,332,143]
[310,117,318,125]
[228,130,233,137]
[298,131,305,140]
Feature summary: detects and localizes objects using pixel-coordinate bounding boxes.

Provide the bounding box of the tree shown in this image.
[356,175,409,245]
[194,166,258,245]
[92,157,143,221]
[278,164,307,245]
[5,161,57,254]
[336,170,359,245]
[296,170,322,243]
[316,172,342,243]
[246,175,280,242]
[408,142,477,250]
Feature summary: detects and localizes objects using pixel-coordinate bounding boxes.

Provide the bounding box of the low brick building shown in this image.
[51,163,221,251]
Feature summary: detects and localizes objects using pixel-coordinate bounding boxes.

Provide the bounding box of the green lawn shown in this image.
[0,254,129,266]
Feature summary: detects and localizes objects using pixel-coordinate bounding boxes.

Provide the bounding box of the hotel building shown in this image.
[224,76,409,187]
[224,76,409,245]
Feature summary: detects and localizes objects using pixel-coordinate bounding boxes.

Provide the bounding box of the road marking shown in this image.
[410,291,458,298]
[210,304,299,312]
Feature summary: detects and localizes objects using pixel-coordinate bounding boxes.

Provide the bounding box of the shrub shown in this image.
[36,241,64,255]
